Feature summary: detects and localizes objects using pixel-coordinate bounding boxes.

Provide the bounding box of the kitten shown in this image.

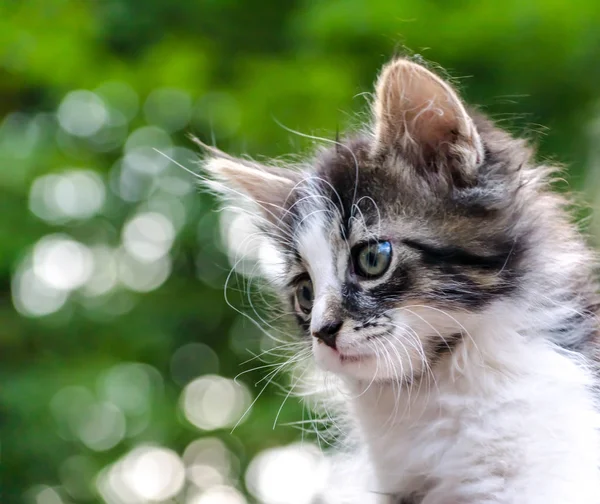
[198,58,600,503]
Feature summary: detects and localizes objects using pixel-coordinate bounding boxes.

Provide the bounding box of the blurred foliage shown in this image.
[2,1,600,503]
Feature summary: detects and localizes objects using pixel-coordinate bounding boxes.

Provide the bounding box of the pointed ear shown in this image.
[200,149,300,225]
[372,58,484,186]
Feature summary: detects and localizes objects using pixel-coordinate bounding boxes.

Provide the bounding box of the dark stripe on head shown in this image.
[314,138,377,244]
[430,278,515,309]
[402,239,516,271]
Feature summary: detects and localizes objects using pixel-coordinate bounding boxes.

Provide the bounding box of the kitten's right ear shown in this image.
[372,58,483,186]
[196,140,301,225]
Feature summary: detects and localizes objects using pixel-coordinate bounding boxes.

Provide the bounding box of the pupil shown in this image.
[302,286,311,301]
[368,251,377,267]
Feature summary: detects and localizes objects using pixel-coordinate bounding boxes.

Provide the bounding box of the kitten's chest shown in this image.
[355,393,460,496]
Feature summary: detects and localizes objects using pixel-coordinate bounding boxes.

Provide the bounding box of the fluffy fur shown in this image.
[199,58,600,503]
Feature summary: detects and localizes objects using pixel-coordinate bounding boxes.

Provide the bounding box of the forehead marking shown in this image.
[296,214,337,291]
[296,214,342,328]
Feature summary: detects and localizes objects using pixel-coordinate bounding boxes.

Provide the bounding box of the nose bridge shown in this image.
[295,215,345,333]
[311,285,343,332]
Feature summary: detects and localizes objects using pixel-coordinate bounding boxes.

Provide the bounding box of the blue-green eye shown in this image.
[295,277,314,314]
[353,241,393,279]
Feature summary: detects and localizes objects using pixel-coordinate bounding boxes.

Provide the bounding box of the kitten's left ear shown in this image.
[372,58,484,186]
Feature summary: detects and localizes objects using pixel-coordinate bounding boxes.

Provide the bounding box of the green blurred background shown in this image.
[3,1,600,503]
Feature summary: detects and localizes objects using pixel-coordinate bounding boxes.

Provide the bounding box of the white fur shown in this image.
[313,317,600,503]
[290,216,600,503]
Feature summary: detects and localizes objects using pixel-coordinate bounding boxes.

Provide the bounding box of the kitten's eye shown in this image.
[295,277,314,314]
[353,241,393,279]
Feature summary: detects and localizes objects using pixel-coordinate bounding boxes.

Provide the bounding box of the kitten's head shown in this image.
[201,58,585,383]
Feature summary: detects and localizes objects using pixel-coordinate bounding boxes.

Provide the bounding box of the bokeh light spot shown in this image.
[12,234,95,318]
[188,485,247,504]
[98,446,185,502]
[12,265,68,317]
[180,375,252,431]
[122,147,170,177]
[77,401,126,451]
[145,193,188,232]
[117,249,171,293]
[110,157,155,202]
[123,211,175,263]
[32,486,64,504]
[245,443,325,504]
[125,125,171,153]
[157,146,196,196]
[32,235,94,291]
[183,437,236,490]
[29,170,105,222]
[83,245,119,297]
[57,90,108,137]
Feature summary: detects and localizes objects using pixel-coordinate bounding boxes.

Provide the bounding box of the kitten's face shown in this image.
[204,58,528,383]
[272,144,519,382]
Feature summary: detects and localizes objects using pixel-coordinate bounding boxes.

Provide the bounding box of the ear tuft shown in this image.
[372,58,484,186]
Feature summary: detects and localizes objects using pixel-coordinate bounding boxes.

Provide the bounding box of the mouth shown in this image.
[339,352,371,364]
[316,342,373,364]
[312,339,379,377]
